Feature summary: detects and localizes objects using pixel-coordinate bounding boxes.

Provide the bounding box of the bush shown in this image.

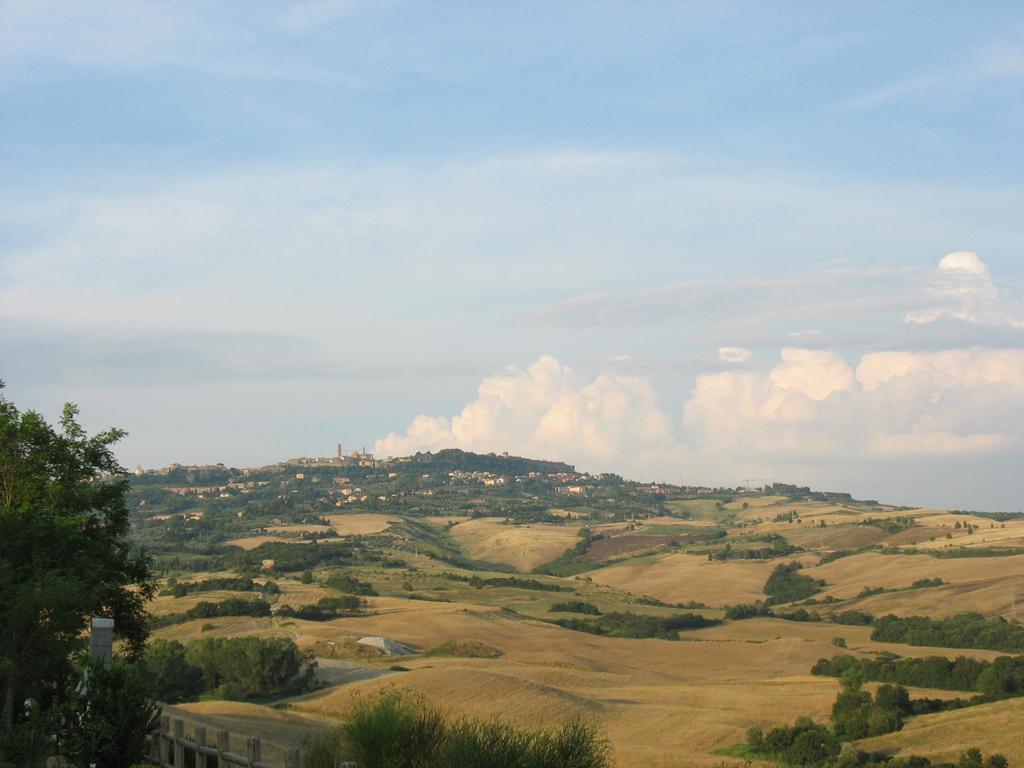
[149,597,272,628]
[303,689,611,768]
[552,611,719,639]
[725,602,773,620]
[871,613,1024,652]
[763,562,823,605]
[550,601,601,615]
[812,652,1024,698]
[277,595,366,621]
[140,639,205,703]
[184,636,316,699]
[340,689,447,768]
[61,659,160,768]
[325,572,378,596]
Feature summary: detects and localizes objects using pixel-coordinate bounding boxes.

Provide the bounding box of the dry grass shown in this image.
[448,517,583,572]
[152,572,1022,767]
[264,524,334,534]
[323,513,399,536]
[223,535,310,550]
[163,701,328,763]
[584,553,784,606]
[803,551,1024,617]
[856,697,1024,765]
[418,515,472,526]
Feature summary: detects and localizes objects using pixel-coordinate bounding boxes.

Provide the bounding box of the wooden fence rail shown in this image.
[148,715,357,768]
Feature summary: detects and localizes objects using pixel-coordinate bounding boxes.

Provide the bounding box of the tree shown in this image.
[140,639,205,703]
[60,658,160,768]
[0,384,155,737]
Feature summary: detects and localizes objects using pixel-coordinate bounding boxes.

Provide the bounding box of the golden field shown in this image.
[447,517,584,571]
[156,497,1024,766]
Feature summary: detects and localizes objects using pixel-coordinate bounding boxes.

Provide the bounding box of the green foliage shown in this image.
[871,613,1024,652]
[149,597,272,628]
[325,572,379,596]
[812,653,1024,698]
[277,595,367,621]
[763,562,823,605]
[139,639,205,703]
[468,576,565,592]
[0,387,154,736]
[422,641,502,659]
[333,688,447,768]
[160,575,258,597]
[551,611,719,639]
[60,658,160,768]
[550,601,602,615]
[910,577,944,589]
[303,688,610,768]
[533,528,601,576]
[833,610,875,626]
[184,636,316,699]
[755,716,841,766]
[228,540,363,573]
[725,602,773,620]
[831,677,910,740]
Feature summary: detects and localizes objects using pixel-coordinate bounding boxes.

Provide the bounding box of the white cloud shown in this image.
[374,355,676,470]
[717,346,752,363]
[906,251,1024,329]
[375,346,1024,495]
[683,347,1024,460]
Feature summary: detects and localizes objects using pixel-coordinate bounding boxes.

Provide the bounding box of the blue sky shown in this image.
[2,1,1023,508]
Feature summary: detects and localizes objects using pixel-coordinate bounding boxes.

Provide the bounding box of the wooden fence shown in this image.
[148,716,357,768]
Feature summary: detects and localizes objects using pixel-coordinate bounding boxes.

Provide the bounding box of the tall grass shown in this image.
[303,688,611,768]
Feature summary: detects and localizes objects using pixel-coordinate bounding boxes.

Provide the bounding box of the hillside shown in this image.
[134,450,1024,767]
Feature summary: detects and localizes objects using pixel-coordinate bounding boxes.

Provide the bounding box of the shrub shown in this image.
[60,659,160,768]
[303,689,611,768]
[552,611,719,639]
[139,639,205,703]
[325,572,378,596]
[550,601,601,615]
[871,613,1024,652]
[277,595,366,621]
[763,562,823,605]
[339,689,447,768]
[184,636,316,699]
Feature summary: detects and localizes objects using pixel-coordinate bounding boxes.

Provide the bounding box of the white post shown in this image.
[89,617,115,667]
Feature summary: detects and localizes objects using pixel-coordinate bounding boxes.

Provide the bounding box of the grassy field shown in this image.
[152,493,1024,767]
[856,698,1024,765]
[447,517,584,571]
[583,553,786,606]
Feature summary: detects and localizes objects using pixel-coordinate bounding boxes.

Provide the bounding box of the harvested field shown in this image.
[223,535,308,550]
[583,553,785,606]
[448,517,583,572]
[323,513,398,536]
[856,698,1024,765]
[584,534,679,562]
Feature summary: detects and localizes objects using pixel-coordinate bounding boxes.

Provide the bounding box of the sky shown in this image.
[2,1,1023,510]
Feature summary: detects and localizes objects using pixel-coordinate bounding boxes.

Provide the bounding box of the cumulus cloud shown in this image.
[718,346,752,363]
[683,347,1024,460]
[374,355,676,470]
[375,346,1024,495]
[906,251,1024,329]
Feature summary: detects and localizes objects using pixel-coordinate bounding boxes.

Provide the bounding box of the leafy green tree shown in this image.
[0,386,154,736]
[140,639,205,703]
[60,658,160,768]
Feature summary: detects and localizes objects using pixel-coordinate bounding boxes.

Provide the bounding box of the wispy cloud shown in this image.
[840,45,1024,111]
